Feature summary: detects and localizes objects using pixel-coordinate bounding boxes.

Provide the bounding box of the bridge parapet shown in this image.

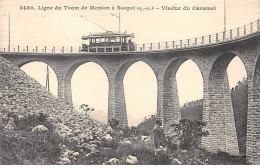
[0,22,260,164]
[1,19,259,53]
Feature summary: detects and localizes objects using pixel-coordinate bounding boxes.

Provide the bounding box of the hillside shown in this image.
[231,79,248,155]
[0,57,70,119]
[135,115,156,135]
[0,56,107,164]
[180,100,203,121]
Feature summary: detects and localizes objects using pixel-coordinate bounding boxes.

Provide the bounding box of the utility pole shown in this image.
[111,12,121,33]
[8,13,10,52]
[46,66,50,92]
[119,12,121,33]
[224,0,226,40]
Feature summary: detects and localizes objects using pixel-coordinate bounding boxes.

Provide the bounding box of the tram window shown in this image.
[116,37,121,42]
[96,38,101,43]
[91,38,96,43]
[101,38,105,42]
[111,37,116,42]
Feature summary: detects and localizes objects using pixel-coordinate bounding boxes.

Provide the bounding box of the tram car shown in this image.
[81,31,135,52]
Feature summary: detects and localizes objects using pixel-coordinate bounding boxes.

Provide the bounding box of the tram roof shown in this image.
[82,31,134,40]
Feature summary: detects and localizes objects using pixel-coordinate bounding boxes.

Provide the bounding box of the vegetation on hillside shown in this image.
[231,79,248,155]
[181,100,203,121]
[135,115,156,136]
[0,113,62,164]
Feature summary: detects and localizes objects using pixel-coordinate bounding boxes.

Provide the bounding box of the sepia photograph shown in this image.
[0,0,259,165]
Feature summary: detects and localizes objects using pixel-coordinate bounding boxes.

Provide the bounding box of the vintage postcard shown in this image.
[0,0,259,165]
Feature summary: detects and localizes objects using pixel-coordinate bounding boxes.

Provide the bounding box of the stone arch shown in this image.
[64,60,109,106]
[65,60,109,86]
[176,59,204,120]
[19,60,59,97]
[17,59,57,74]
[162,57,187,128]
[115,59,157,83]
[206,51,248,155]
[209,52,246,81]
[123,61,158,126]
[162,57,204,128]
[110,59,158,127]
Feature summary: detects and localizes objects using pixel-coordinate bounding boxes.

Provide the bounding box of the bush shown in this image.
[169,119,209,149]
[116,138,156,165]
[108,118,119,129]
[131,140,155,165]
[100,139,119,150]
[153,147,171,165]
[136,115,156,136]
[0,113,62,164]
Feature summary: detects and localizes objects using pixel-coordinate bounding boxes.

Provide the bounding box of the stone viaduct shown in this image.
[1,31,260,164]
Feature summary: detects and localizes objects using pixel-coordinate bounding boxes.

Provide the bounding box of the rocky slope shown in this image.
[0,56,113,164]
[0,56,72,120]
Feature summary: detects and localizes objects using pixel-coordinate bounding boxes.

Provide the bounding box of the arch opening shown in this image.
[123,61,157,126]
[71,62,109,124]
[176,59,204,121]
[20,61,58,97]
[228,56,248,156]
[208,53,248,155]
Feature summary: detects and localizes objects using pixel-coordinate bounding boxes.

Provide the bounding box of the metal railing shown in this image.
[135,19,259,51]
[1,19,259,53]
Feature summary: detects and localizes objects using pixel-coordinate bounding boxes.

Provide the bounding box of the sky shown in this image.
[1,0,259,125]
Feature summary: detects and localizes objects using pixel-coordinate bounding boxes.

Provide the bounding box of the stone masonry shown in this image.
[1,32,260,164]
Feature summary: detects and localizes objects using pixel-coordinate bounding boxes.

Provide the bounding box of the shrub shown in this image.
[136,115,156,136]
[153,147,171,165]
[131,140,155,165]
[100,139,119,150]
[108,118,119,129]
[169,119,209,149]
[116,138,156,165]
[0,113,62,164]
